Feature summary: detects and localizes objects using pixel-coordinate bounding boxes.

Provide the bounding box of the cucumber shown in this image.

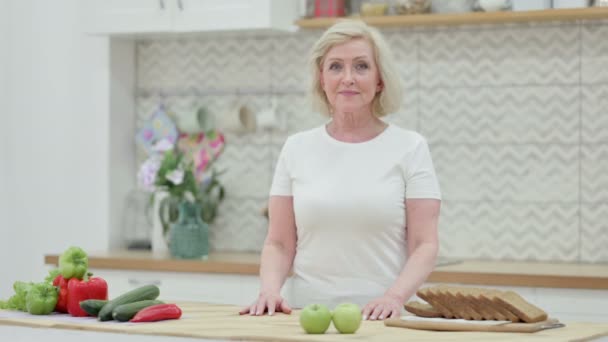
[98,285,160,321]
[112,299,164,322]
[79,299,108,316]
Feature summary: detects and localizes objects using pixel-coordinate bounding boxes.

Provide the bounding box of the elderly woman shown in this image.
[240,20,441,321]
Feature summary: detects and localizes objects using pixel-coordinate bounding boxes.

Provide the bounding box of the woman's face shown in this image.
[320,38,383,115]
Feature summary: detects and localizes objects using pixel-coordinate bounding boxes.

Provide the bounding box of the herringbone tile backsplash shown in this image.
[136,21,608,263]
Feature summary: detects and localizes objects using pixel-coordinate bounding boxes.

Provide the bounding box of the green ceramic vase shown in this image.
[169,201,209,259]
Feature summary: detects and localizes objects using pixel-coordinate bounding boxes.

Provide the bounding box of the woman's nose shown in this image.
[341,70,354,85]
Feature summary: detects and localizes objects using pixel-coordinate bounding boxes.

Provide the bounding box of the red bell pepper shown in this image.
[130,303,182,322]
[66,274,108,317]
[52,275,69,313]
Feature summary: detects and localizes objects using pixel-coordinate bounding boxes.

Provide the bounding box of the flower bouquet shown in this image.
[138,136,226,239]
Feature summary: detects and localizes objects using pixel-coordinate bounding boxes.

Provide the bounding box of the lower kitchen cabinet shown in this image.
[93,269,260,307]
[534,287,608,323]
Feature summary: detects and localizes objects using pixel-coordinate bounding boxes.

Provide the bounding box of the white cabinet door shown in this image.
[535,288,608,323]
[81,0,173,34]
[81,0,298,35]
[173,0,298,32]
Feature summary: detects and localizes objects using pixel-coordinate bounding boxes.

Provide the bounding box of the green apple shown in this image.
[299,304,332,334]
[332,303,362,334]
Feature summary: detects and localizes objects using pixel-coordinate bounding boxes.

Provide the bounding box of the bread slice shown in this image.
[493,291,548,323]
[434,285,466,319]
[404,301,442,318]
[456,287,494,320]
[479,291,521,322]
[467,289,509,321]
[434,286,465,319]
[446,286,483,320]
[416,287,455,318]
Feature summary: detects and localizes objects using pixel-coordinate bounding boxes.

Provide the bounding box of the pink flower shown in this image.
[137,156,161,192]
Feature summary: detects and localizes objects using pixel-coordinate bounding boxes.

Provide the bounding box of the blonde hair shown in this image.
[309,20,403,117]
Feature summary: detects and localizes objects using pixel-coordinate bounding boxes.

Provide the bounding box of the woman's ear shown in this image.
[377,80,384,92]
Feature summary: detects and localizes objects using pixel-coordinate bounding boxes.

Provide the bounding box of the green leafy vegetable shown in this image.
[44,269,61,284]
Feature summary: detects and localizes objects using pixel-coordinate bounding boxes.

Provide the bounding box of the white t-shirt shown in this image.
[269,123,441,309]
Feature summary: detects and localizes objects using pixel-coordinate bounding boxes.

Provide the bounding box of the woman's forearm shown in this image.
[259,241,295,295]
[386,242,438,302]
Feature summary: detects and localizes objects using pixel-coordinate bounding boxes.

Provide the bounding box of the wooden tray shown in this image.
[384,316,565,333]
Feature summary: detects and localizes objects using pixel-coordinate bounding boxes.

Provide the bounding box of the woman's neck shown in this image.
[327,111,387,143]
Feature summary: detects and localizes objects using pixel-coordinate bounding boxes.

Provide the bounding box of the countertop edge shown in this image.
[44,254,608,290]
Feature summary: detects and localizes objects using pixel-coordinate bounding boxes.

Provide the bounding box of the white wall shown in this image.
[108,40,136,250]
[0,0,111,295]
[0,0,10,282]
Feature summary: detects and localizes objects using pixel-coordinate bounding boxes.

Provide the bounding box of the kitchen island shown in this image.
[1,302,608,342]
[43,251,608,323]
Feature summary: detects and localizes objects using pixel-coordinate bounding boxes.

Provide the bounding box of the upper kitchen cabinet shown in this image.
[81,0,299,35]
[82,0,173,34]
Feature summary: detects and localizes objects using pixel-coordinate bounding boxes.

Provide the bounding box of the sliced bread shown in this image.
[494,291,548,323]
[404,301,442,318]
[416,287,455,318]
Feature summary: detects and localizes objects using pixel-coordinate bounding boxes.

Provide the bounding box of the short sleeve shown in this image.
[403,137,441,199]
[269,138,293,196]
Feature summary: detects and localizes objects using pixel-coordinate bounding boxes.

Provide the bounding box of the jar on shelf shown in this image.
[348,0,363,15]
[314,0,347,17]
[552,0,589,8]
[512,0,551,11]
[360,2,389,16]
[430,0,475,13]
[395,0,432,14]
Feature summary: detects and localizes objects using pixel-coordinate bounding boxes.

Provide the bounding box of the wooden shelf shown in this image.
[295,7,608,29]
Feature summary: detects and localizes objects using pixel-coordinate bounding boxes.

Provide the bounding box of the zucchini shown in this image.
[112,299,164,322]
[98,284,160,321]
[79,299,108,316]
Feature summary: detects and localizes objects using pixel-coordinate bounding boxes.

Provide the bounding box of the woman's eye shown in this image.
[329,63,342,70]
[355,63,369,70]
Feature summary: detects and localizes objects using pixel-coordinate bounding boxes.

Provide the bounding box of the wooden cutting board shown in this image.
[384,316,565,333]
[1,302,607,342]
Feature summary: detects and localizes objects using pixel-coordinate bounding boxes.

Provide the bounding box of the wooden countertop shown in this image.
[44,251,608,290]
[2,302,608,341]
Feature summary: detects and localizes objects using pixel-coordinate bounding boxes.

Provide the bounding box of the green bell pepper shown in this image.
[25,282,58,315]
[59,246,89,280]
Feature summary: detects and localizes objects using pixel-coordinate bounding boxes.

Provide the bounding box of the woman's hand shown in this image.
[362,292,404,320]
[238,292,292,316]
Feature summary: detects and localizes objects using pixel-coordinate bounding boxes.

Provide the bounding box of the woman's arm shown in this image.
[363,198,440,320]
[239,195,297,315]
[387,198,440,301]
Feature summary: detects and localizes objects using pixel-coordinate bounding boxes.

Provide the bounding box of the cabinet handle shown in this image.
[177,0,184,11]
[128,278,162,287]
[159,0,165,10]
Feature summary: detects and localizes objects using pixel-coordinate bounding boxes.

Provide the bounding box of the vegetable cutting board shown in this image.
[384,315,565,333]
[1,302,606,342]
